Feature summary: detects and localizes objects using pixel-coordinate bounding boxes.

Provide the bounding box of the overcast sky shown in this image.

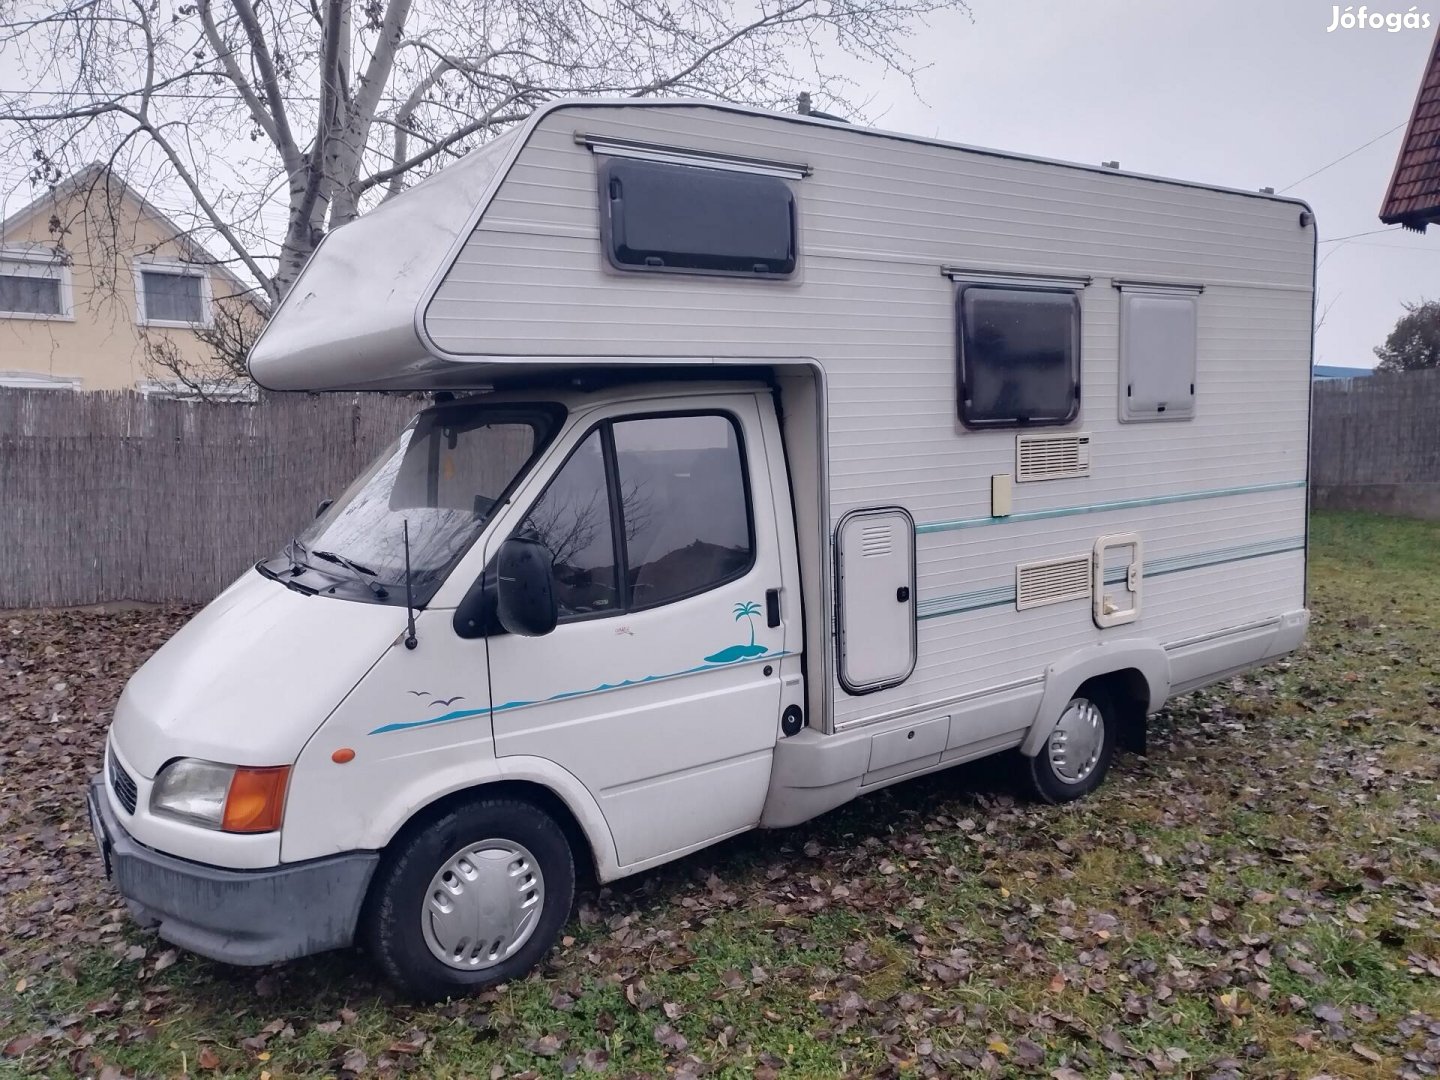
[856,0,1436,368]
[3,0,1434,368]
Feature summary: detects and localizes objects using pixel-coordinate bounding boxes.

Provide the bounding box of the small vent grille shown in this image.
[1016,555,1092,610]
[860,523,893,557]
[1016,432,1091,482]
[108,750,137,815]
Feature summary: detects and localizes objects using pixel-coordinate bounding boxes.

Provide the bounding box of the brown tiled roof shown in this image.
[1381,28,1440,229]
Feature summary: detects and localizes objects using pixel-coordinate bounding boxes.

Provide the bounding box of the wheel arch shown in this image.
[1019,640,1170,758]
[371,758,619,883]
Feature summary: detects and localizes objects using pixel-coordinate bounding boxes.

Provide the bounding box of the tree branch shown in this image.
[196,0,281,149]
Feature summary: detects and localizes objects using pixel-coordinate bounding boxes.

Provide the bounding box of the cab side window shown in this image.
[517,430,619,617]
[613,415,754,609]
[508,412,754,623]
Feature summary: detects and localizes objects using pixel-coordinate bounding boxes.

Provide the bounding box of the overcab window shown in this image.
[956,285,1081,429]
[599,158,796,278]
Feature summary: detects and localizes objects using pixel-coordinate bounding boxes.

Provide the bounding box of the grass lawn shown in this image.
[1,510,1437,1079]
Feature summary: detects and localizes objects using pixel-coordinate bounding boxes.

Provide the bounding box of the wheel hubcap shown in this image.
[1047,698,1104,785]
[421,839,545,971]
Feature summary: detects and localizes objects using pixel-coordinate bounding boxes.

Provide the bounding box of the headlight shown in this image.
[150,759,290,833]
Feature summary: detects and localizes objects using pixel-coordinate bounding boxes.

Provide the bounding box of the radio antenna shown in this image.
[402,519,418,650]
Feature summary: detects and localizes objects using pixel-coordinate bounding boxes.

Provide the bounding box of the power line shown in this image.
[0,85,482,107]
[1317,227,1402,244]
[1277,121,1407,193]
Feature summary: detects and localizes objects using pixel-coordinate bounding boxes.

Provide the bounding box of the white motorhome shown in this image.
[88,100,1314,999]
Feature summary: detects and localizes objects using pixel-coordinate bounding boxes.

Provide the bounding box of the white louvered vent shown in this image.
[860,522,894,557]
[1016,554,1092,610]
[1015,432,1092,482]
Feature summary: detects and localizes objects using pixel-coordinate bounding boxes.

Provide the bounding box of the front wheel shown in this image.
[364,797,575,1000]
[1019,688,1116,804]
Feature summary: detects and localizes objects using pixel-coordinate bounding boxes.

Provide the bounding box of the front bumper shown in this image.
[87,776,379,966]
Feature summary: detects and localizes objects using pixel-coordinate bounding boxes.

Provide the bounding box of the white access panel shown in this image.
[835,507,917,693]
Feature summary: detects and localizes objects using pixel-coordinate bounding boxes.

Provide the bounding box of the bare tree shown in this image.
[1,0,970,324]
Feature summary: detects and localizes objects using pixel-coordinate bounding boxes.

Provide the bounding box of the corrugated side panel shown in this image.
[425,103,1312,732]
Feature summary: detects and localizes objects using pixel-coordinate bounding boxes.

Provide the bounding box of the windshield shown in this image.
[261,402,562,605]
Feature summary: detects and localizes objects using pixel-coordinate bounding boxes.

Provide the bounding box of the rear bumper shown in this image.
[87,776,378,966]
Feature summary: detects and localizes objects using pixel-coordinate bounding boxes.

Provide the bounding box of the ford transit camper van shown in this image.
[88,99,1314,998]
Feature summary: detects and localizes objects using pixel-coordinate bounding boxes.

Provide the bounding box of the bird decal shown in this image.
[430,696,466,708]
[406,689,429,697]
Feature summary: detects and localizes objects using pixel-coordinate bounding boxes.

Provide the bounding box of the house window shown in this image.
[599,159,796,278]
[956,285,1081,429]
[135,262,211,327]
[1118,284,1200,422]
[0,248,72,320]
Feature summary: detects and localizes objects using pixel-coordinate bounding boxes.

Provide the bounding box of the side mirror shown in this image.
[494,537,558,637]
[315,498,334,519]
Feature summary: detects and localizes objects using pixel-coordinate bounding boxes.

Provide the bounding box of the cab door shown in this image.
[483,395,794,868]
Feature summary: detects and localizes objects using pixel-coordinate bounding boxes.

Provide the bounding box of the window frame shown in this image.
[0,246,74,322]
[955,283,1083,431]
[597,157,799,281]
[507,408,758,626]
[134,257,213,329]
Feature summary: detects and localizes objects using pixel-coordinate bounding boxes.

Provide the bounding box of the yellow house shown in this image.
[0,165,266,394]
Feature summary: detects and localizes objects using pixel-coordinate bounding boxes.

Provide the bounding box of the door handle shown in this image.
[896,586,911,603]
[765,588,781,628]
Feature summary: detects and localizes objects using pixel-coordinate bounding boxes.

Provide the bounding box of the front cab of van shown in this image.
[88,398,567,967]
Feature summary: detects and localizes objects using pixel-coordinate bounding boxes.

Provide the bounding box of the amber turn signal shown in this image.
[221,766,291,833]
[331,747,355,764]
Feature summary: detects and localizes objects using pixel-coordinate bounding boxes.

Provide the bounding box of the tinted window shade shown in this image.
[600,159,796,277]
[956,286,1081,428]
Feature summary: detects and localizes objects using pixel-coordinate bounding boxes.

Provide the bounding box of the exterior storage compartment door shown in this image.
[835,507,917,693]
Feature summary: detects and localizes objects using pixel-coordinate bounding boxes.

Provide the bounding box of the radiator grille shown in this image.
[859,523,893,557]
[108,750,138,815]
[1016,555,1092,610]
[1015,432,1091,482]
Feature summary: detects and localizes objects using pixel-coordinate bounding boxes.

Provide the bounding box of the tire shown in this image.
[1019,686,1117,804]
[364,797,575,1000]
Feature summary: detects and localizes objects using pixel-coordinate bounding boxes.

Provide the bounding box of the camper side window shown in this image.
[956,285,1081,429]
[1118,289,1198,422]
[599,159,796,278]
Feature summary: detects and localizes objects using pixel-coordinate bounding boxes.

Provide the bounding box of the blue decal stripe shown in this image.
[369,650,788,735]
[915,480,1306,535]
[919,537,1306,622]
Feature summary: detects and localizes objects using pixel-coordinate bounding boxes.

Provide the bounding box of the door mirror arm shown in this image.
[453,569,499,640]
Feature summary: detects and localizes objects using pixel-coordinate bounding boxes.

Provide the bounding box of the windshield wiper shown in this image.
[283,535,312,574]
[313,549,390,600]
[256,559,318,596]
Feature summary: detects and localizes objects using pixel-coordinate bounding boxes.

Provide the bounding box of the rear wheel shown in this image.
[1020,687,1117,804]
[365,797,574,1000]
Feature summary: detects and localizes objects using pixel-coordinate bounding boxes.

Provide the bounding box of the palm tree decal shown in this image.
[735,601,761,645]
[704,600,770,664]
